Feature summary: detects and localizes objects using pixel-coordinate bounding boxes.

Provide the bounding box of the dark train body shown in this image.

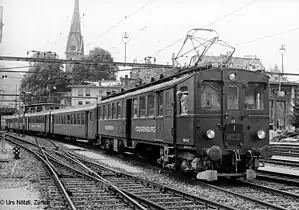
[4,66,273,181]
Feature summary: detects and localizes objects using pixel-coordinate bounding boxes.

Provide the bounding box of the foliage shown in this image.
[20,52,71,105]
[71,47,117,84]
[289,101,299,128]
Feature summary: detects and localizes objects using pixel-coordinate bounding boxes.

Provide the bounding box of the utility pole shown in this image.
[0,6,3,43]
[121,32,130,63]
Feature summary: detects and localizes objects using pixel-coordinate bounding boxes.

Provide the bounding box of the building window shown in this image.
[86,88,90,96]
[270,100,274,124]
[148,94,155,116]
[276,101,286,129]
[86,101,90,105]
[139,96,146,117]
[78,101,83,105]
[78,89,83,96]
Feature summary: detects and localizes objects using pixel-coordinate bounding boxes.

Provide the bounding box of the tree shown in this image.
[71,47,117,84]
[20,52,71,105]
[289,101,299,128]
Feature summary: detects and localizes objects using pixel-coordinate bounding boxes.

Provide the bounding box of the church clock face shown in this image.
[70,44,77,52]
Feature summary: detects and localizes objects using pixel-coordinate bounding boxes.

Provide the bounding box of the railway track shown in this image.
[197,177,299,210]
[3,133,235,210]
[271,144,299,158]
[3,134,148,210]
[263,158,299,167]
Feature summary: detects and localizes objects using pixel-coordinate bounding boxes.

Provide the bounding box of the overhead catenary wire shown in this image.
[236,27,299,46]
[151,0,257,56]
[86,0,156,46]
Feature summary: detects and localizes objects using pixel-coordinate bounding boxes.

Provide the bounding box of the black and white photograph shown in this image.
[0,0,299,209]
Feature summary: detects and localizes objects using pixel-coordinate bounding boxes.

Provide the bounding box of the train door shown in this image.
[87,111,94,139]
[85,111,88,139]
[126,99,132,147]
[163,89,174,143]
[222,83,244,149]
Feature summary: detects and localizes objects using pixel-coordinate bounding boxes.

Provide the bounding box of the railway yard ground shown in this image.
[1,131,299,210]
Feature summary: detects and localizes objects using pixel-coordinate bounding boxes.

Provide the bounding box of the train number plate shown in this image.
[225,134,241,141]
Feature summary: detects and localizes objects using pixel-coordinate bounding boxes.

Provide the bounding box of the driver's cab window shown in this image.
[201,81,221,111]
[227,86,238,109]
[245,83,265,110]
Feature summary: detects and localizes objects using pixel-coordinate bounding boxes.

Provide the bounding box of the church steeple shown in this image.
[65,0,84,72]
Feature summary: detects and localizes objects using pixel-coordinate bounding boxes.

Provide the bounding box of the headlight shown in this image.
[257,130,266,139]
[206,129,215,139]
[229,73,236,81]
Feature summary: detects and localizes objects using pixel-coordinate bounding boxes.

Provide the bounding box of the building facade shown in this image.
[69,76,136,107]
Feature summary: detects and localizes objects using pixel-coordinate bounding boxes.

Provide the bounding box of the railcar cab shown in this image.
[193,68,273,180]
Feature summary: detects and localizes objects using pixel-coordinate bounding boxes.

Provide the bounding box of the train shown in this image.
[4,66,273,181]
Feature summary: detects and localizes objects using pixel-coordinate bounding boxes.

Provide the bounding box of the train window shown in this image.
[77,113,80,124]
[227,86,239,109]
[81,113,85,125]
[122,101,125,118]
[112,103,117,119]
[101,106,104,119]
[117,102,122,118]
[104,105,107,119]
[74,114,77,124]
[89,112,92,121]
[245,83,265,110]
[99,106,102,119]
[165,91,172,116]
[157,91,164,116]
[269,100,274,123]
[140,96,146,117]
[201,82,221,111]
[148,94,155,117]
[177,86,189,115]
[67,115,70,124]
[133,98,138,118]
[108,104,111,119]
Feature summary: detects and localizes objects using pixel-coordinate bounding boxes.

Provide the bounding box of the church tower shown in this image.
[65,0,84,72]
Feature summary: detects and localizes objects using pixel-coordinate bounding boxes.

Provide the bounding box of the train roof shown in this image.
[100,73,194,103]
[50,104,97,115]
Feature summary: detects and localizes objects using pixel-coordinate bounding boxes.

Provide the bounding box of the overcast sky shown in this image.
[0,0,299,80]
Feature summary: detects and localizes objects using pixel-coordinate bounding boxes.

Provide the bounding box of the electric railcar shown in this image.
[5,67,273,181]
